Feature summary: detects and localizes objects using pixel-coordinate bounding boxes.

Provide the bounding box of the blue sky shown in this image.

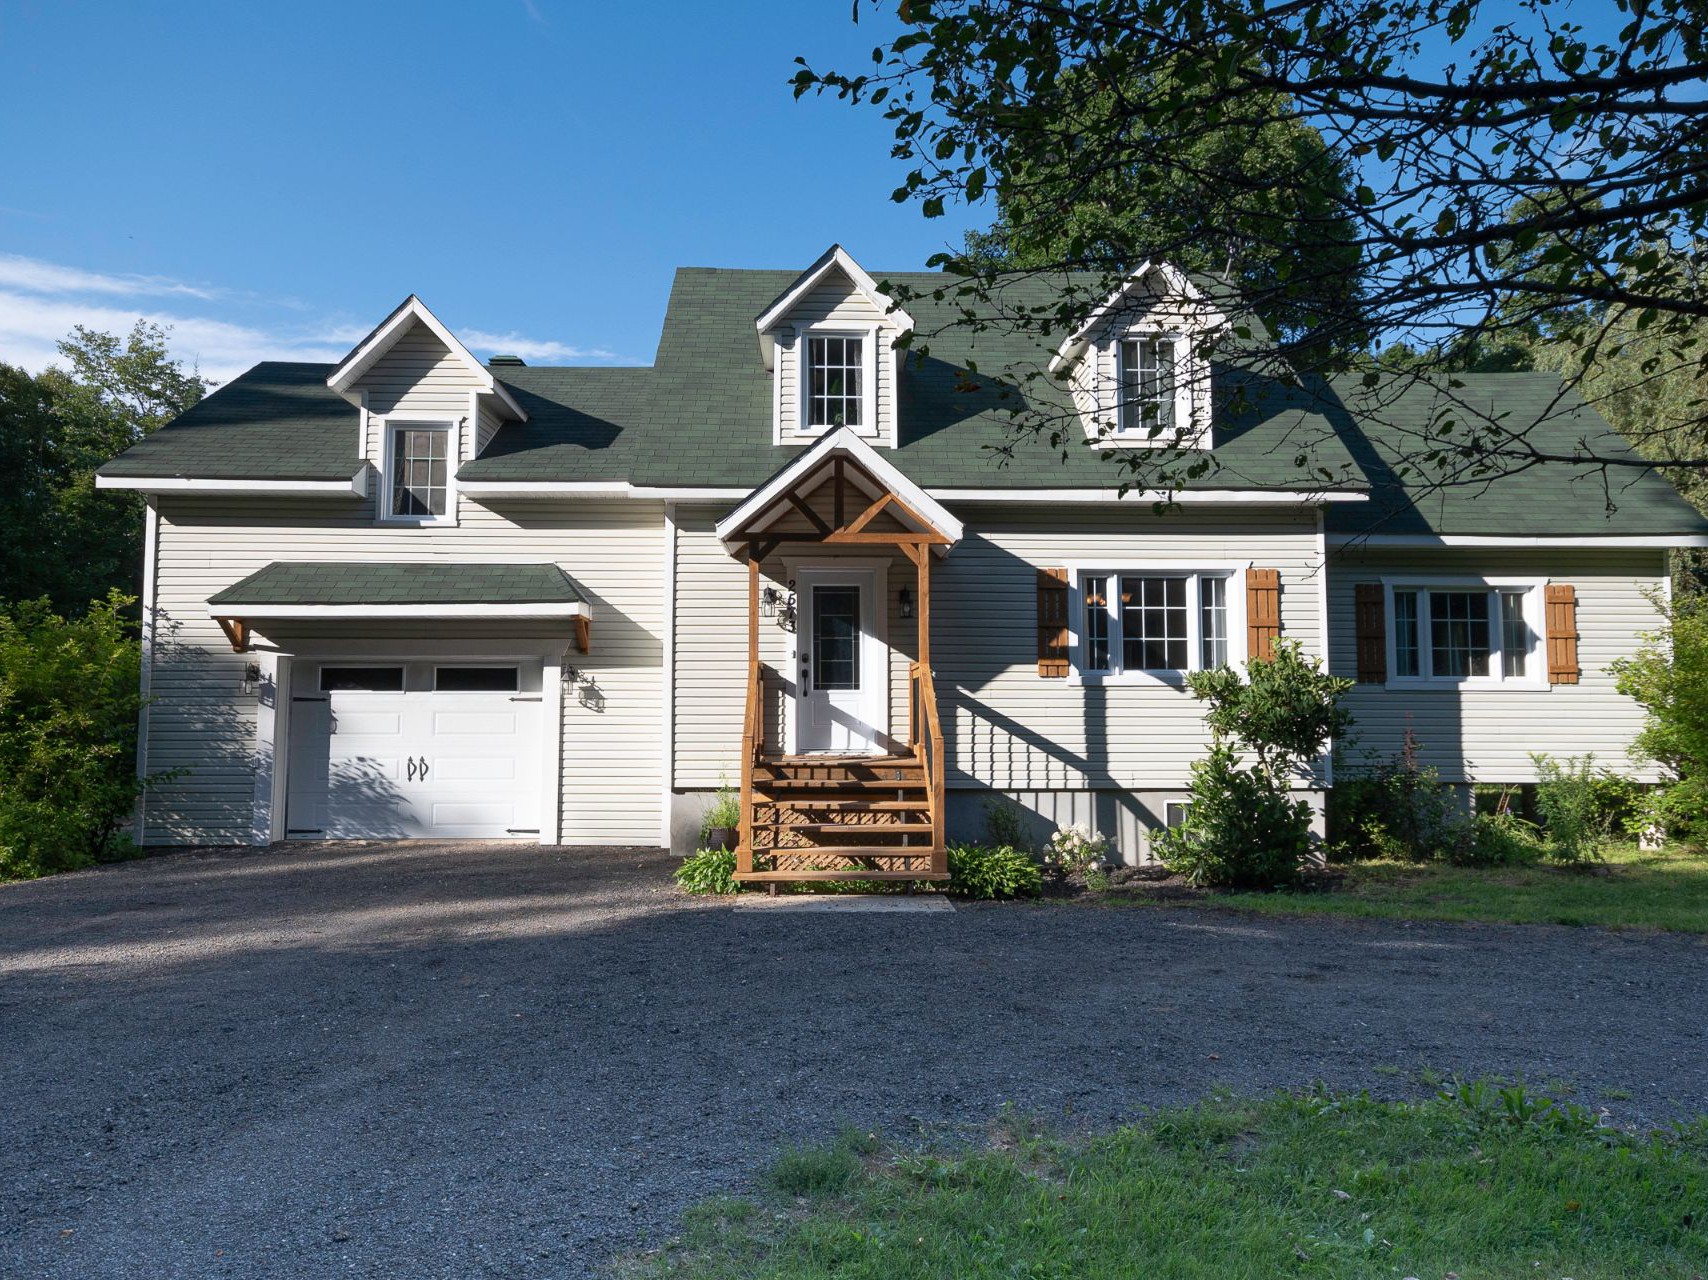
[0,1,978,382]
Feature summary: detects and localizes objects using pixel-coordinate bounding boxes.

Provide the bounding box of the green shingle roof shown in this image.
[208,562,584,608]
[98,362,360,480]
[99,266,1708,539]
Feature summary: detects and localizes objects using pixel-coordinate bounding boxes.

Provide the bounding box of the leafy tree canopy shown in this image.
[0,321,205,612]
[797,0,1708,495]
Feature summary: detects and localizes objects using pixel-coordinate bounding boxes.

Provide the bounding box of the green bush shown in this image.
[1532,753,1612,863]
[675,846,738,895]
[946,843,1042,899]
[698,775,741,846]
[1154,746,1313,888]
[0,592,149,881]
[1613,591,1708,838]
[1330,732,1475,864]
[982,795,1032,851]
[1463,810,1545,867]
[1159,640,1349,889]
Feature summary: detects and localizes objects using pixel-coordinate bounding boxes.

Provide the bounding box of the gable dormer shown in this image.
[1049,262,1227,451]
[756,245,915,449]
[327,296,526,526]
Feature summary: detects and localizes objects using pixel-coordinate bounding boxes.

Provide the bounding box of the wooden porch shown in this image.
[718,434,961,887]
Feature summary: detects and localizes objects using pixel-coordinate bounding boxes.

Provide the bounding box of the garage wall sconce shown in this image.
[240,661,262,695]
[898,586,913,620]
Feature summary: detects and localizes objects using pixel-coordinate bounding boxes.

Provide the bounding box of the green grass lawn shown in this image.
[1098,842,1708,933]
[1214,843,1708,932]
[633,1086,1708,1279]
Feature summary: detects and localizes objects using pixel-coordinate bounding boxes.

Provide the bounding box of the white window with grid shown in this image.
[1118,336,1178,437]
[1384,578,1544,687]
[382,422,454,524]
[1073,567,1241,682]
[806,334,864,430]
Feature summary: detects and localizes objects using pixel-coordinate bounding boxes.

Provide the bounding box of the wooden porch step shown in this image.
[762,821,936,835]
[753,844,940,858]
[765,753,921,767]
[754,776,926,791]
[761,799,927,811]
[734,870,949,882]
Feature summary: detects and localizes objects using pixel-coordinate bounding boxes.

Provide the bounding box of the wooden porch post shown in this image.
[918,548,947,876]
[737,551,759,879]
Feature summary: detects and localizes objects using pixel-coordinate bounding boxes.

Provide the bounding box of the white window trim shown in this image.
[794,322,880,442]
[378,417,459,527]
[1380,575,1549,691]
[1066,563,1249,686]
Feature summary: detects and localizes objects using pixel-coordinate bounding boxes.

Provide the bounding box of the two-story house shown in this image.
[96,246,1708,884]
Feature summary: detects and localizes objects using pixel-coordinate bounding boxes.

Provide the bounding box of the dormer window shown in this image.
[383,421,453,523]
[807,335,864,431]
[1119,337,1177,437]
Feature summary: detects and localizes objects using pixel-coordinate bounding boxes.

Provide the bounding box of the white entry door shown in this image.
[792,568,885,754]
[285,662,542,839]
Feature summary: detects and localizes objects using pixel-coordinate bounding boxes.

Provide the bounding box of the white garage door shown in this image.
[285,661,543,840]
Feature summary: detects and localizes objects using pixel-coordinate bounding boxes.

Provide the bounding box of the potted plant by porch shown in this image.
[700,778,741,852]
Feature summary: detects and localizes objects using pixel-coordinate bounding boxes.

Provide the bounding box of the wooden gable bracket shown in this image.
[574,614,591,656]
[215,617,249,653]
[785,491,832,535]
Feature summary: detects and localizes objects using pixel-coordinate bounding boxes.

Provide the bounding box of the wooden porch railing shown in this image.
[910,660,947,874]
[736,655,763,878]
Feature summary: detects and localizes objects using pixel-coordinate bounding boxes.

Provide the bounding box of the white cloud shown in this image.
[0,252,632,386]
[0,289,351,385]
[0,252,219,301]
[460,328,624,363]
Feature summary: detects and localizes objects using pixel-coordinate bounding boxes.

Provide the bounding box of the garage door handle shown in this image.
[407,757,416,782]
[417,755,429,780]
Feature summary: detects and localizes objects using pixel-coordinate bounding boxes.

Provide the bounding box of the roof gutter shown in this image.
[95,469,368,497]
[1328,532,1708,549]
[457,479,1368,505]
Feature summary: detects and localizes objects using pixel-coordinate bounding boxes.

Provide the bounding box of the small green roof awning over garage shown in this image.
[206,562,589,653]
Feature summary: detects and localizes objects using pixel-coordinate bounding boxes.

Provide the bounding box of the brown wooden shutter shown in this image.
[1245,567,1281,661]
[1546,583,1579,685]
[1037,567,1070,677]
[1354,583,1386,683]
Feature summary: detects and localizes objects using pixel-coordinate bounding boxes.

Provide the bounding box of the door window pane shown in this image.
[1200,575,1228,668]
[434,666,519,692]
[391,426,449,517]
[1430,590,1492,677]
[1500,590,1529,678]
[1083,575,1110,670]
[1121,575,1188,670]
[812,585,861,690]
[320,666,405,692]
[1393,590,1420,677]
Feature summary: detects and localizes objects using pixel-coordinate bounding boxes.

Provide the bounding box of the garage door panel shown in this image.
[430,756,520,782]
[429,802,519,830]
[430,710,520,736]
[330,711,404,737]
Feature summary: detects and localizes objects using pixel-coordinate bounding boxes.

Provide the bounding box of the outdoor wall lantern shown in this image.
[241,661,262,694]
[899,586,914,619]
[760,585,783,618]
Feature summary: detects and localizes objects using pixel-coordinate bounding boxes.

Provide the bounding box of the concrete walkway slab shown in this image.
[731,893,955,912]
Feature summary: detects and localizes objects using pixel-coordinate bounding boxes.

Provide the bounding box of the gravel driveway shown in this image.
[3,842,1705,1279]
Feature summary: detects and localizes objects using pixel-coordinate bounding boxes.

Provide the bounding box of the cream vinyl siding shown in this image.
[771,272,898,445]
[142,494,664,845]
[1328,546,1668,781]
[935,505,1320,790]
[355,319,481,460]
[472,400,505,461]
[671,502,1320,792]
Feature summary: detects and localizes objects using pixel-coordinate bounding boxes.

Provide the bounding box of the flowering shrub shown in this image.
[1047,823,1109,873]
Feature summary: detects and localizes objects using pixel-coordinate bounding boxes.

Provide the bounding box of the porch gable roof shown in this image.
[714,427,964,555]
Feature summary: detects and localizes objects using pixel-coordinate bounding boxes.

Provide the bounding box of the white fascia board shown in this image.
[713,427,964,547]
[208,602,589,620]
[96,472,366,496]
[457,480,753,501]
[326,294,528,422]
[754,245,917,368]
[1327,531,1708,548]
[1049,261,1228,374]
[927,487,1370,505]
